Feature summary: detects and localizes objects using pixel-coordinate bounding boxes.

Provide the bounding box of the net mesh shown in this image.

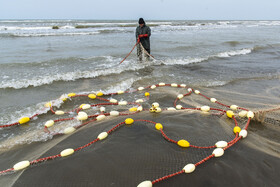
[0,84,279,187]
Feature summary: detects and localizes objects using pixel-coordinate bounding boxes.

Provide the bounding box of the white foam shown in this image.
[13,31,99,37]
[0,130,53,150]
[104,77,141,94]
[0,25,75,31]
[216,48,252,58]
[0,98,63,125]
[161,48,252,66]
[162,57,208,65]
[0,61,146,89]
[206,81,227,87]
[0,26,51,31]
[0,103,48,125]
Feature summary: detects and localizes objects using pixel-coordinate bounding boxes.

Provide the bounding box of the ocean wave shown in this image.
[0,21,171,32]
[215,48,252,58]
[0,25,76,31]
[0,28,131,38]
[161,48,253,65]
[0,56,114,67]
[0,61,147,89]
[0,26,51,31]
[103,77,142,94]
[0,101,53,126]
[205,80,228,87]
[0,130,53,151]
[74,21,172,28]
[161,57,208,65]
[0,31,100,37]
[0,47,254,89]
[0,98,70,150]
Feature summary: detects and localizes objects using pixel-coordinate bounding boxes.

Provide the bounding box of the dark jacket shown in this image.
[136,24,151,50]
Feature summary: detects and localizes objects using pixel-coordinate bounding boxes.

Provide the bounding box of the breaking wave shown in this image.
[0,48,253,89]
[162,48,253,65]
[0,61,147,89]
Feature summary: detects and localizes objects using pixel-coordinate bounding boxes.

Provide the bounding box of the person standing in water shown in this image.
[136,18,151,61]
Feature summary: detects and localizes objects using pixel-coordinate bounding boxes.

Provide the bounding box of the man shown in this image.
[135,18,151,61]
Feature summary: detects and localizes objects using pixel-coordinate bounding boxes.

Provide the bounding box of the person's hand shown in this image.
[137,37,140,43]
[138,34,148,38]
[142,34,148,37]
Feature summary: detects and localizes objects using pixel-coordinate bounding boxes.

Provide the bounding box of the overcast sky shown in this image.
[0,0,279,20]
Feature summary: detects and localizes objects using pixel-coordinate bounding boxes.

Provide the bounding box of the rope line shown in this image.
[119,40,155,65]
[119,41,139,64]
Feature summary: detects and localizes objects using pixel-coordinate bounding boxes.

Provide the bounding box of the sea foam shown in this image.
[0,61,147,89]
[162,48,253,65]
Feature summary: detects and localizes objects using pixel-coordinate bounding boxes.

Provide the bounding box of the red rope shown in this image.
[200,93,210,100]
[190,145,216,149]
[76,118,97,129]
[107,122,125,134]
[30,154,61,164]
[0,168,14,175]
[160,129,178,144]
[30,113,39,119]
[0,122,19,128]
[152,170,185,184]
[119,41,139,64]
[54,117,74,122]
[244,118,251,130]
[215,101,230,108]
[134,119,156,124]
[74,138,99,151]
[173,98,179,107]
[195,154,215,166]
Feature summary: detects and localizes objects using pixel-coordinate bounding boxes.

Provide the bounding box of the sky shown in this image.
[0,0,279,20]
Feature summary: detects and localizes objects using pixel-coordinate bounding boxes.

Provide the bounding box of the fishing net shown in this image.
[1,83,279,187]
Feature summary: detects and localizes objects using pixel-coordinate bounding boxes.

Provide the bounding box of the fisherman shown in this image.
[136,18,151,62]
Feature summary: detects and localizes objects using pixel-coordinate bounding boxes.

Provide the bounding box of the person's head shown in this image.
[138,18,145,27]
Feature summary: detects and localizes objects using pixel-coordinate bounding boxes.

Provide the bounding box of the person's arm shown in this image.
[138,34,148,38]
[136,27,139,39]
[136,27,141,42]
[147,26,151,37]
[138,27,151,38]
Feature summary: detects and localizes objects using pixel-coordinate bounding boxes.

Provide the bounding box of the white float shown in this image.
[177,94,184,99]
[210,98,217,103]
[239,129,248,138]
[212,148,224,157]
[64,127,76,134]
[215,141,228,148]
[110,111,119,116]
[201,106,210,112]
[60,148,74,157]
[13,161,30,171]
[44,120,54,128]
[55,110,65,115]
[137,180,152,187]
[97,132,108,140]
[96,115,106,121]
[183,163,196,173]
[118,101,128,105]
